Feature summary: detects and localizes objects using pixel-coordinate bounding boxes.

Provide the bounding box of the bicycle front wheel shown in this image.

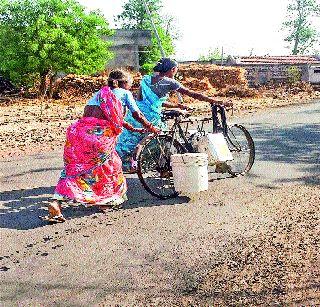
[136,134,185,199]
[225,124,255,176]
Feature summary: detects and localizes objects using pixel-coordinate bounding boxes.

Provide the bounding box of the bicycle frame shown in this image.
[168,119,195,153]
[211,105,228,135]
[136,104,241,164]
[135,104,255,199]
[161,105,229,152]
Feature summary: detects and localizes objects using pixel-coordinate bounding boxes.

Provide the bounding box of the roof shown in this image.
[235,56,320,65]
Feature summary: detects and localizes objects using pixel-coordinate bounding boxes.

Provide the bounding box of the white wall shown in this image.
[308,66,320,84]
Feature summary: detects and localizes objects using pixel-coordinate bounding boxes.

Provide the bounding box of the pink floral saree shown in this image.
[53,86,127,206]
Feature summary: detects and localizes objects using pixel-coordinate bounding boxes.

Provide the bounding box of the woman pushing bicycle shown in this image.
[116,57,233,171]
[41,70,159,223]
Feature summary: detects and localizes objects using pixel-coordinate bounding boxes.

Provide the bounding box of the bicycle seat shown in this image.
[161,109,186,119]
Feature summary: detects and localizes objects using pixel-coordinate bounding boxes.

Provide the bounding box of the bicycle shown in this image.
[135,104,255,199]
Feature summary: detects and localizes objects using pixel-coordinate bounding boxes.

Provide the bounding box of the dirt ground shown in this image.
[137,183,320,306]
[0,89,319,160]
[1,98,319,305]
[1,179,319,306]
[178,185,320,306]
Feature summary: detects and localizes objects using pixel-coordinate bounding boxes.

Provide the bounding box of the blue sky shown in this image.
[78,0,320,60]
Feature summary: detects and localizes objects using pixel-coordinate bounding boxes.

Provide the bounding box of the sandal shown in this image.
[40,214,66,223]
[39,202,66,223]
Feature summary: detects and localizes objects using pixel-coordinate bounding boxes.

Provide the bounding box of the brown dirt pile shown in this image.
[51,65,250,99]
[52,75,108,99]
[50,65,315,103]
[176,65,316,101]
[178,64,248,89]
[180,77,217,96]
[52,72,142,100]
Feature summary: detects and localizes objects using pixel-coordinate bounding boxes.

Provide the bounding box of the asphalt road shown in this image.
[239,100,319,186]
[0,100,319,305]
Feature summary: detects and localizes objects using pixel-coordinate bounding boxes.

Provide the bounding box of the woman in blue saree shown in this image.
[116,58,232,171]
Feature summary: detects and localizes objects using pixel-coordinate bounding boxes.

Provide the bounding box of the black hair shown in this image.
[108,69,130,88]
[153,58,178,73]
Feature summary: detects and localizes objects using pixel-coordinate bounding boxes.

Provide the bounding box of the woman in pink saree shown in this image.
[42,73,157,223]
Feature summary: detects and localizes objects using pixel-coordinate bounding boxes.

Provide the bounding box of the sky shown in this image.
[78,0,320,60]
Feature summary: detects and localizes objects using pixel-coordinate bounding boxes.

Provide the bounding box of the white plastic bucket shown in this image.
[171,153,208,194]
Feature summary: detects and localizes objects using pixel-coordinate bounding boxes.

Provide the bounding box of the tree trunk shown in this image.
[293,35,300,54]
[47,74,55,99]
[39,70,49,98]
[292,0,302,55]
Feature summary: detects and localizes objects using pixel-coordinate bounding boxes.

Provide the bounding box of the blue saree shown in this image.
[116,75,167,170]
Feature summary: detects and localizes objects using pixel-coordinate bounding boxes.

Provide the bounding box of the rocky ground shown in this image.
[0,98,80,159]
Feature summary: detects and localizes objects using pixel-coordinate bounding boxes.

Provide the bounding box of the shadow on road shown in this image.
[249,122,320,185]
[0,178,190,231]
[0,186,54,230]
[2,166,62,180]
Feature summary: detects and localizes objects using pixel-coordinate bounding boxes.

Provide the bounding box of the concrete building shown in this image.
[105,29,152,71]
[308,64,320,84]
[226,56,320,86]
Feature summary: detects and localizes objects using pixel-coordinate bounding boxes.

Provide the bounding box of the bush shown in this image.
[287,66,302,84]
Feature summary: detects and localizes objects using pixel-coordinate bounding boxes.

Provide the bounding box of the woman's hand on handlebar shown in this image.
[133,126,160,134]
[124,122,160,134]
[132,128,146,134]
[131,111,161,134]
[146,124,161,134]
[210,99,233,109]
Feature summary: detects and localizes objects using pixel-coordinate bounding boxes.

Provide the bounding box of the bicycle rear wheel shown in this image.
[225,124,255,176]
[136,134,185,199]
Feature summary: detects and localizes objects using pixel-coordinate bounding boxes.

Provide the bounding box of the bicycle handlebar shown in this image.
[161,102,234,123]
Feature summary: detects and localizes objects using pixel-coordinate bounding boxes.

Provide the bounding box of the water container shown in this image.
[207,133,233,162]
[197,133,233,163]
[171,153,208,195]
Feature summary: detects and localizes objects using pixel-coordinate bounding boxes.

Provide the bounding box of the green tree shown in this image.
[115,0,175,72]
[282,0,320,55]
[0,0,113,95]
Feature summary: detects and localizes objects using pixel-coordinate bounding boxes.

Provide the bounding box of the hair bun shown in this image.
[153,58,178,73]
